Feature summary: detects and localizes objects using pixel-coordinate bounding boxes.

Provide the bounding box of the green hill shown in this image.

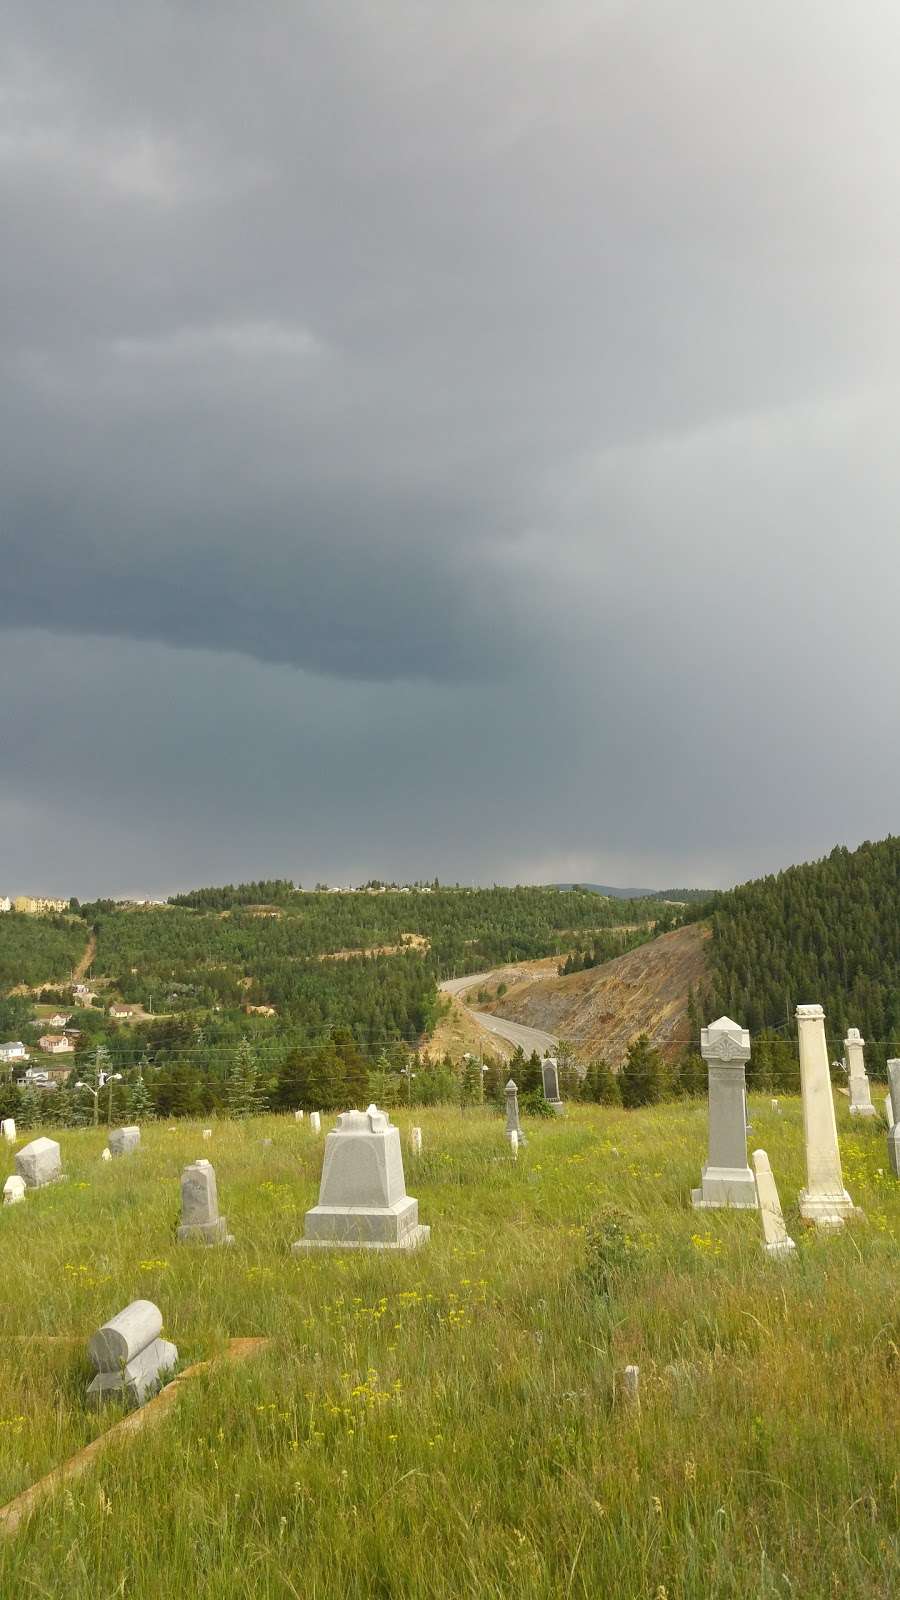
[705,836,900,1073]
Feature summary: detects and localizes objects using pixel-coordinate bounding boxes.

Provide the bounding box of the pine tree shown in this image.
[226,1038,268,1118]
[582,1059,622,1105]
[619,1034,666,1108]
[332,1027,370,1109]
[127,1065,154,1121]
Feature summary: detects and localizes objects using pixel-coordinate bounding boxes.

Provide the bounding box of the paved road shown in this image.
[438,973,558,1057]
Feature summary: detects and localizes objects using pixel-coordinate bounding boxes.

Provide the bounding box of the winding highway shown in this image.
[438,972,558,1058]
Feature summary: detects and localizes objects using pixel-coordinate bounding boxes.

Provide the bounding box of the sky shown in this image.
[4,2,900,898]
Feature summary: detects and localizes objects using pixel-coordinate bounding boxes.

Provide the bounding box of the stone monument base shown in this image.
[293,1194,429,1252]
[691,1163,758,1209]
[848,1103,877,1119]
[176,1216,234,1246]
[763,1236,797,1259]
[798,1187,854,1228]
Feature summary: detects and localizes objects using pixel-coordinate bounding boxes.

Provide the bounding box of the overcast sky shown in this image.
[4,2,900,898]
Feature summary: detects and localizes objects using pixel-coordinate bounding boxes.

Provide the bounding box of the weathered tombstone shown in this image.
[796,1005,855,1227]
[100,1147,112,1162]
[294,1109,304,1122]
[751,1149,796,1258]
[1,1118,15,1143]
[2,1175,26,1206]
[86,1300,177,1407]
[770,1098,780,1113]
[309,1112,321,1134]
[509,1128,519,1158]
[622,1365,640,1406]
[844,1028,876,1118]
[410,1125,422,1155]
[691,1017,756,1209]
[108,1126,141,1157]
[541,1057,565,1116]
[15,1136,63,1189]
[293,1104,429,1252]
[887,1061,900,1177]
[202,1128,212,1140]
[885,1091,895,1129]
[176,1159,234,1246]
[261,1137,273,1148]
[504,1079,526,1147]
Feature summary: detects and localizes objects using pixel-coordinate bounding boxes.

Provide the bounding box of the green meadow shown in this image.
[1,1100,898,1599]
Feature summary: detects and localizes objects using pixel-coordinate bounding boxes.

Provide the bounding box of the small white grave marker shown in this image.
[309,1111,321,1134]
[752,1149,796,1258]
[202,1128,212,1140]
[1,1118,16,1143]
[410,1126,422,1155]
[622,1365,640,1405]
[294,1109,304,1122]
[3,1175,26,1205]
[100,1148,112,1162]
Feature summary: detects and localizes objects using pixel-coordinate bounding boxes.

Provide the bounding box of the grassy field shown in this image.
[1,1099,898,1599]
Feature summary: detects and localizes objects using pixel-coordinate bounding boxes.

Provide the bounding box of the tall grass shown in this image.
[1,1099,898,1598]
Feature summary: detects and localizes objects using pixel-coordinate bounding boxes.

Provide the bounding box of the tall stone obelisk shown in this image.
[796,1004,854,1228]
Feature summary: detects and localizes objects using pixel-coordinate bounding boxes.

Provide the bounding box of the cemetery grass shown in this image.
[1,1103,898,1600]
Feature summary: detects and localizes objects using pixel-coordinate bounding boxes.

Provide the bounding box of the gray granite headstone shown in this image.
[691,1018,756,1209]
[844,1028,876,1118]
[177,1159,234,1246]
[15,1136,63,1189]
[108,1126,141,1157]
[293,1104,429,1251]
[86,1299,177,1407]
[541,1058,565,1115]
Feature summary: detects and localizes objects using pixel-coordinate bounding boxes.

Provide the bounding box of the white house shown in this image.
[38,1033,74,1055]
[109,1003,138,1019]
[0,1041,27,1063]
[48,1012,72,1029]
[0,896,10,913]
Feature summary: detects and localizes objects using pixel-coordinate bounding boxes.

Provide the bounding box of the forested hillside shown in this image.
[0,912,87,990]
[706,836,900,1071]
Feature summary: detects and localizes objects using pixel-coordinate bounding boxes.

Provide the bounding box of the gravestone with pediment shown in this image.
[844,1028,876,1118]
[691,1017,757,1209]
[293,1104,429,1251]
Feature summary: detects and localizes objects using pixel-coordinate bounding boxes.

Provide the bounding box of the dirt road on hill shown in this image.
[477,923,710,1063]
[437,971,558,1059]
[72,930,96,983]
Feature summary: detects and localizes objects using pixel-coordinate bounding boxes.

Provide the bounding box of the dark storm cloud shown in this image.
[3,3,900,892]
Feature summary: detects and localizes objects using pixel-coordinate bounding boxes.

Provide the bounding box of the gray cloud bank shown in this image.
[3,3,900,894]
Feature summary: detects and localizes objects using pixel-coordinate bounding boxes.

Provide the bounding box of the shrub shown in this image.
[520,1087,555,1118]
[583,1204,643,1296]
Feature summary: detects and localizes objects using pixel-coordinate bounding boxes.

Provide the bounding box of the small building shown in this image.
[38,1034,75,1055]
[0,1041,27,1064]
[0,896,11,913]
[243,1004,277,1017]
[13,896,69,915]
[109,1004,138,1020]
[24,1064,71,1088]
[48,1012,72,1029]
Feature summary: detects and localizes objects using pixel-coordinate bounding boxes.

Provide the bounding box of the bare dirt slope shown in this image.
[481,923,710,1063]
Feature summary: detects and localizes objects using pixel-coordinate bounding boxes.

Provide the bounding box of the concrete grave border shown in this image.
[0,1336,270,1538]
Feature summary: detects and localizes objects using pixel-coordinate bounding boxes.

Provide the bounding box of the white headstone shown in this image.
[887,1062,900,1178]
[509,1128,519,1158]
[177,1160,234,1246]
[108,1125,141,1157]
[293,1104,429,1252]
[770,1098,780,1112]
[15,1136,63,1189]
[691,1017,756,1209]
[202,1128,212,1140]
[410,1125,422,1155]
[752,1149,796,1257]
[796,1005,855,1228]
[2,1174,26,1205]
[844,1028,876,1118]
[100,1147,112,1162]
[295,1109,304,1122]
[309,1111,321,1134]
[86,1299,177,1407]
[1,1118,15,1143]
[622,1365,640,1405]
[504,1079,526,1146]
